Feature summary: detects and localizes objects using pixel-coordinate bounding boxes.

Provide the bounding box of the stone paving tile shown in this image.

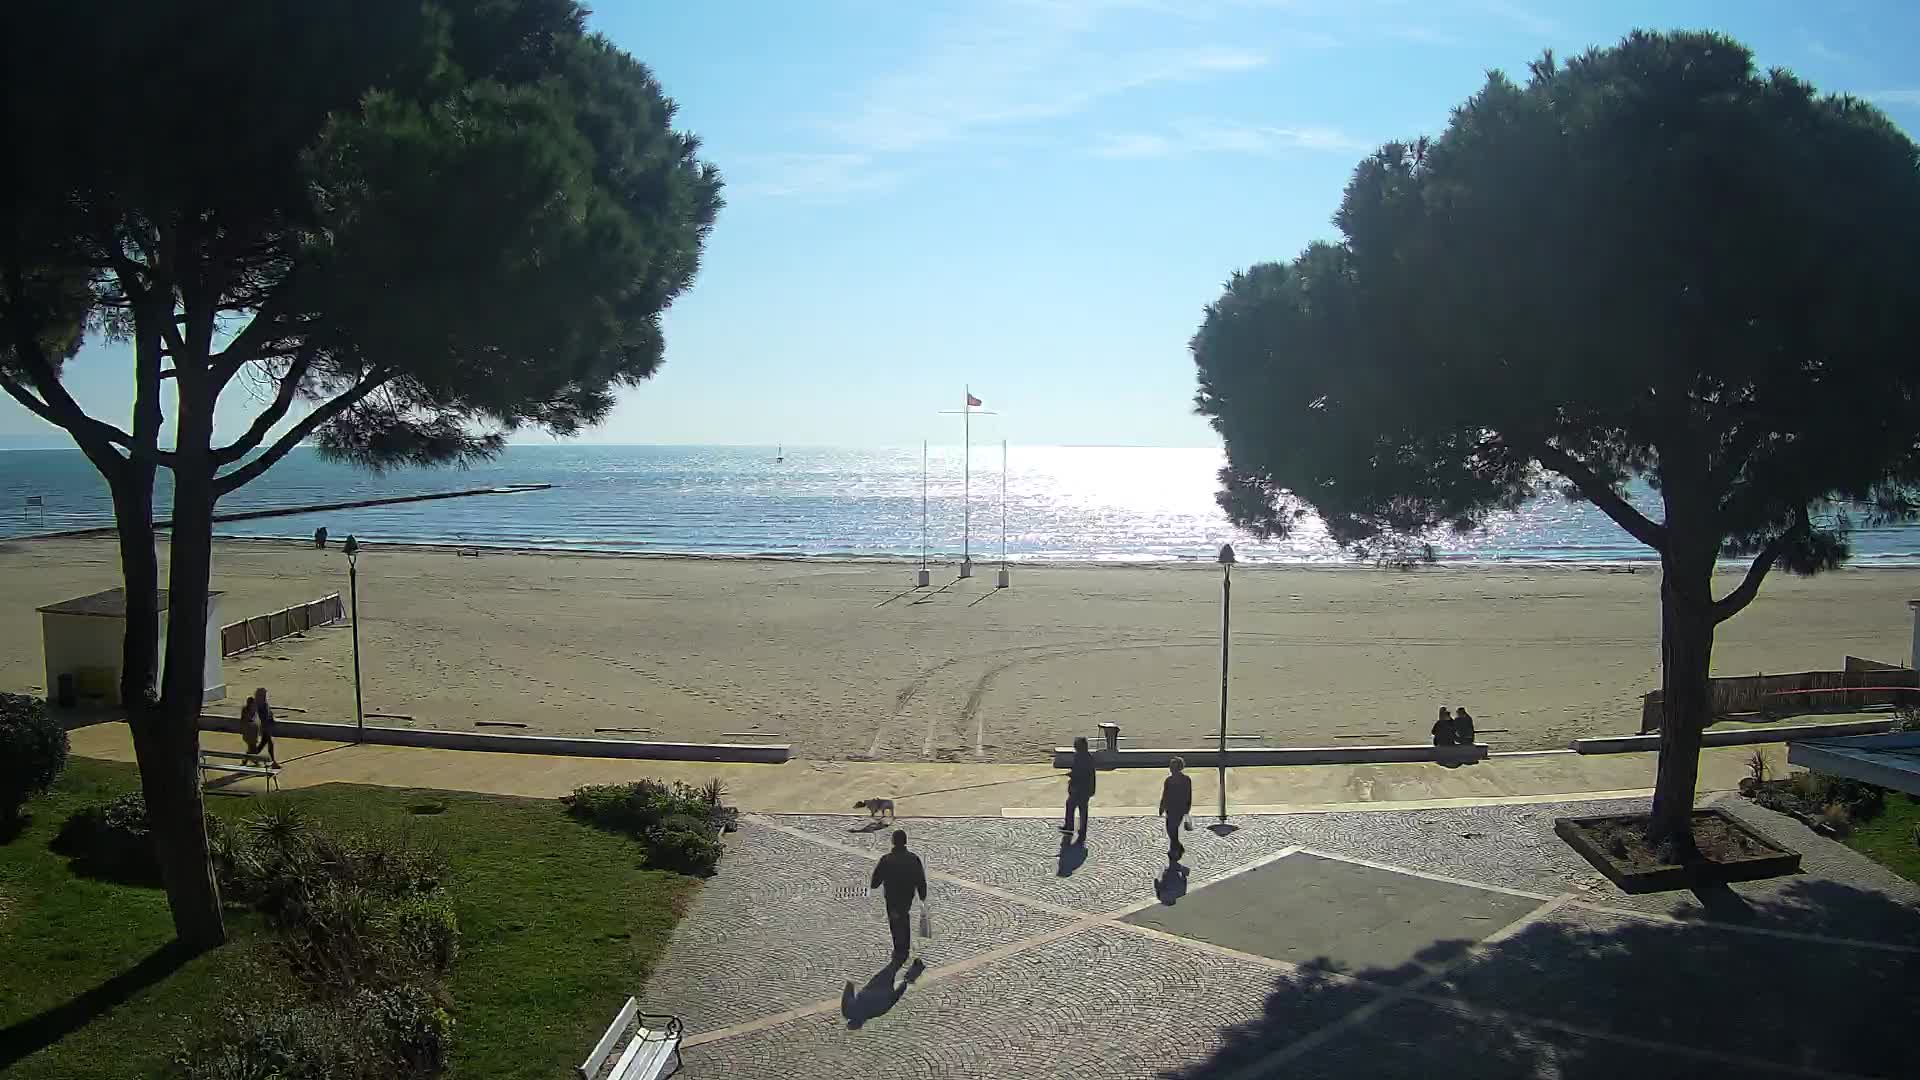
[644,820,1073,1033]
[774,813,1315,915]
[682,923,1380,1080]
[1432,905,1920,1077]
[780,794,1920,937]
[1272,997,1700,1080]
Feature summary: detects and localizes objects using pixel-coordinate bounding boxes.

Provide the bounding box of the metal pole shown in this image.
[347,540,365,743]
[922,440,928,571]
[1218,557,1231,822]
[963,389,971,571]
[1001,439,1008,567]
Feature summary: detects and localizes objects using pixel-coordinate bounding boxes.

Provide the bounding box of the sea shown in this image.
[5,444,1920,566]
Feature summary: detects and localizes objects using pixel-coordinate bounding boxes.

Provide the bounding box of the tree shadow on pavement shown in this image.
[0,941,195,1070]
[1160,879,1920,1079]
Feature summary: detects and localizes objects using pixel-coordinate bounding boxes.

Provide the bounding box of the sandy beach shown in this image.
[2,537,1915,762]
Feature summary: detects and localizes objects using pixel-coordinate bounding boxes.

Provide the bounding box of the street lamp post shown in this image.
[342,535,364,743]
[1217,543,1235,823]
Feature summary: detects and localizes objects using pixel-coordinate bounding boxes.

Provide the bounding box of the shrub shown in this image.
[176,984,451,1080]
[649,826,724,875]
[562,779,735,872]
[0,692,67,823]
[53,792,161,883]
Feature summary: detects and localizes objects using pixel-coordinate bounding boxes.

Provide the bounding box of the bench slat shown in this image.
[614,1031,677,1080]
[578,996,639,1078]
[200,763,278,777]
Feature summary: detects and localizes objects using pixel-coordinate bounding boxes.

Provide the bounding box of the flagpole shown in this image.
[918,441,930,587]
[997,439,1011,589]
[961,386,972,579]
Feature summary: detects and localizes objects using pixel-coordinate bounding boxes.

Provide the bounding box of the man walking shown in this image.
[870,829,928,964]
[1062,736,1097,845]
[1159,757,1193,871]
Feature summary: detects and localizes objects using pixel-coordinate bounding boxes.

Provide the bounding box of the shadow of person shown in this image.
[1155,866,1189,906]
[841,958,924,1029]
[848,819,889,834]
[1056,838,1088,877]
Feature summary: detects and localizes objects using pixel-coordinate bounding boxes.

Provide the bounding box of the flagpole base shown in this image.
[996,568,1010,589]
[915,569,931,587]
[959,559,973,579]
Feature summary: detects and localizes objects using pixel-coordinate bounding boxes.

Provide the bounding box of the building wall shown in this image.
[40,600,226,705]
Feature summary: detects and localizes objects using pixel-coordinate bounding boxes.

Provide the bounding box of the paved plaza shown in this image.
[645,796,1920,1079]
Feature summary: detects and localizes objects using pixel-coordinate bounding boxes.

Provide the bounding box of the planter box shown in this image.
[1554,808,1801,894]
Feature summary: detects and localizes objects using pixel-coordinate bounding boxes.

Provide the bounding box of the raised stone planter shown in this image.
[1554,807,1800,893]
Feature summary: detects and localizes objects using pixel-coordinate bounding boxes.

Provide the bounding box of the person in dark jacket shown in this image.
[1452,706,1476,745]
[1159,756,1193,870]
[1061,736,1096,844]
[1431,707,1456,748]
[255,686,279,764]
[870,829,928,964]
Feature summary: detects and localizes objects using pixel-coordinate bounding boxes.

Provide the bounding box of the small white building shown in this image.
[38,588,225,706]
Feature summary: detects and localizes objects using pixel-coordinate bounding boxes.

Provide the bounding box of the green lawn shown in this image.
[1844,792,1920,884]
[0,758,695,1079]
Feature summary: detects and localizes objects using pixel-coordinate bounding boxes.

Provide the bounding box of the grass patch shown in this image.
[1842,793,1920,884]
[1,758,695,1079]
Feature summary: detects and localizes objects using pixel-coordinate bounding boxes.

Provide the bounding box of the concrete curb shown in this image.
[1571,718,1893,754]
[1049,743,1489,768]
[198,715,791,763]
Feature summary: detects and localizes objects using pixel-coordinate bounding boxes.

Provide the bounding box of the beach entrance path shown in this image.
[645,796,1920,1079]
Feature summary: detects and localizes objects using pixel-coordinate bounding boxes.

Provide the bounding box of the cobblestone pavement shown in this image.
[644,795,1920,1079]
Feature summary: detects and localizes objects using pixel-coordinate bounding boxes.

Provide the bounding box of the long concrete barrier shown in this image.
[1050,743,1488,769]
[199,714,790,763]
[1572,718,1894,755]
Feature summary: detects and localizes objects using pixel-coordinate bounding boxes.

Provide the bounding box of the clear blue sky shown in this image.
[7,0,1918,449]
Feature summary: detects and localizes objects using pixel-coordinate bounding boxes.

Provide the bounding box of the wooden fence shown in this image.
[1640,665,1918,732]
[220,594,345,658]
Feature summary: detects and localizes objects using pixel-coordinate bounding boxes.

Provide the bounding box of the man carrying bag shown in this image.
[870,829,929,965]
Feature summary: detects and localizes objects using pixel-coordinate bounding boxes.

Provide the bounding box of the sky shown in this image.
[7,0,1920,450]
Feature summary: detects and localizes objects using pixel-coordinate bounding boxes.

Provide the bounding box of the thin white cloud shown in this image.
[1471,0,1556,37]
[830,39,1270,154]
[1382,24,1465,47]
[1094,121,1363,159]
[730,153,903,201]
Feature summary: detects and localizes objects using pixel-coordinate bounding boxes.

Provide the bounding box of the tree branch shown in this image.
[212,351,313,465]
[212,371,391,496]
[1529,440,1668,551]
[1712,535,1784,624]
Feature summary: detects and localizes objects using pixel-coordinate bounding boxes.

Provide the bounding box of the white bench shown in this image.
[198,749,281,792]
[578,997,681,1080]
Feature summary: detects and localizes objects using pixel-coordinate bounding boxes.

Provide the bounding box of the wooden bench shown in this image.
[578,997,681,1080]
[198,749,281,792]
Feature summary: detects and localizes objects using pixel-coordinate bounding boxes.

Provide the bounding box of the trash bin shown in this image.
[1097,722,1120,753]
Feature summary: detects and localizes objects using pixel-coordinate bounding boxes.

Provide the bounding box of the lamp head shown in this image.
[1218,543,1236,565]
[342,535,360,560]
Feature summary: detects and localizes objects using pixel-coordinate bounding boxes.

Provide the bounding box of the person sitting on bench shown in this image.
[1431,707,1457,747]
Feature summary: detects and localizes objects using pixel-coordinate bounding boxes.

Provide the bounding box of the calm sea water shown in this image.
[4,444,1919,565]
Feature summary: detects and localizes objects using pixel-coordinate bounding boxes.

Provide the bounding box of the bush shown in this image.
[647,826,723,875]
[0,692,67,823]
[53,791,161,883]
[215,807,454,992]
[176,984,451,1080]
[562,779,735,874]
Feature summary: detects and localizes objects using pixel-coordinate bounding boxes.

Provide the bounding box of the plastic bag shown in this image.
[918,903,932,938]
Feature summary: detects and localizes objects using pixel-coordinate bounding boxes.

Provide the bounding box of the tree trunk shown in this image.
[152,400,226,950]
[1647,545,1717,857]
